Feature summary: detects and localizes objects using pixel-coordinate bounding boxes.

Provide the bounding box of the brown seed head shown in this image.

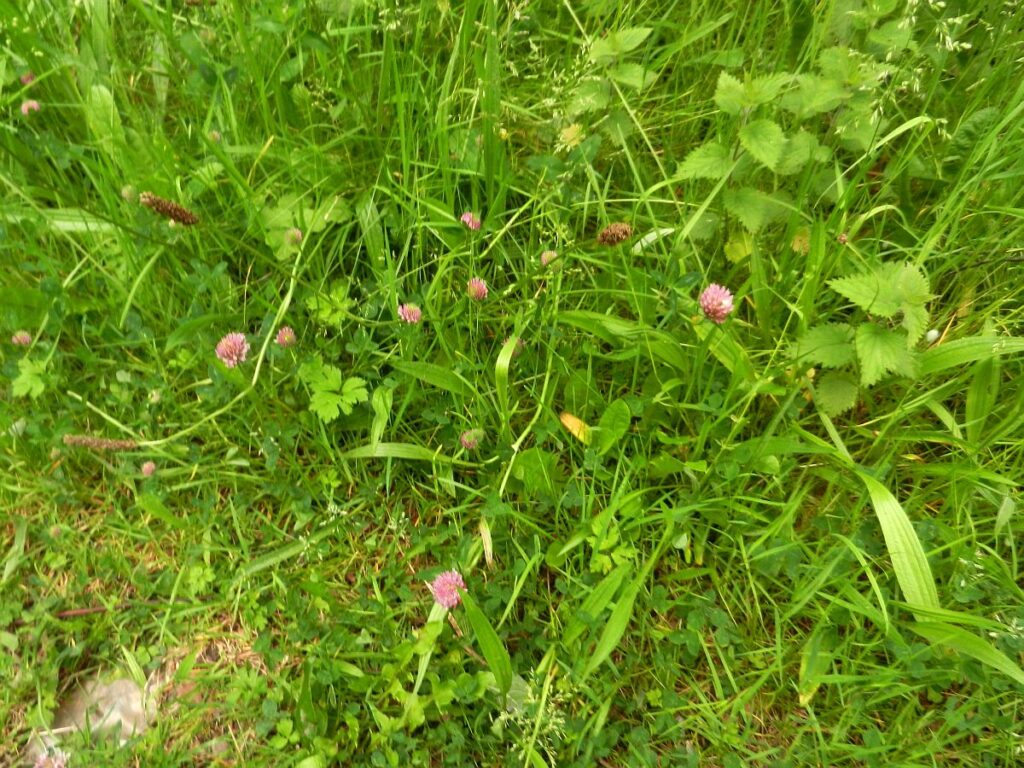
[598,222,633,246]
[139,192,199,226]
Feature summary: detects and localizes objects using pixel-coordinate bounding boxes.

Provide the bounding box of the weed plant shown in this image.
[2,0,1023,766]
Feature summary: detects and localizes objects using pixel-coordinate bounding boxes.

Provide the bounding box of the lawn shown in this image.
[2,0,1023,766]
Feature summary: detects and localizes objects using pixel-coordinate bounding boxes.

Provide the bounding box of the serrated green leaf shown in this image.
[590,27,652,63]
[748,73,791,103]
[739,119,786,171]
[779,73,848,117]
[714,71,745,114]
[310,389,343,423]
[723,187,787,232]
[856,323,916,386]
[794,324,856,367]
[677,142,732,180]
[339,376,369,415]
[777,130,824,175]
[12,358,46,399]
[724,230,753,263]
[830,267,901,316]
[461,591,513,697]
[816,370,859,416]
[857,473,939,616]
[607,63,656,90]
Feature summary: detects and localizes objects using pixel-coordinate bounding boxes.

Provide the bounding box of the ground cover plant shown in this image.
[2,0,1023,765]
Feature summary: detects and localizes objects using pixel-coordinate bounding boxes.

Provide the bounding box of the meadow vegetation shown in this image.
[2,0,1023,765]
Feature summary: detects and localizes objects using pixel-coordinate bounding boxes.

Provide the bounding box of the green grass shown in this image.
[2,0,1023,765]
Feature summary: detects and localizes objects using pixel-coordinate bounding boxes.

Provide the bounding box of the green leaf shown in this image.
[583,580,640,677]
[739,119,786,171]
[856,323,916,386]
[747,73,791,103]
[461,591,513,697]
[920,336,1024,376]
[339,376,369,415]
[857,473,939,617]
[310,389,343,423]
[676,142,732,180]
[563,563,631,646]
[340,442,455,462]
[794,323,856,367]
[777,130,828,175]
[816,371,859,416]
[798,624,838,706]
[607,63,656,90]
[829,267,902,316]
[595,399,632,456]
[723,187,787,232]
[908,621,1024,686]
[390,360,477,398]
[779,73,848,117]
[590,27,653,63]
[84,84,126,164]
[12,358,46,399]
[713,71,745,114]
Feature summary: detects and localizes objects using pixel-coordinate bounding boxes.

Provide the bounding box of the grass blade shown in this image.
[857,472,939,617]
[461,590,513,697]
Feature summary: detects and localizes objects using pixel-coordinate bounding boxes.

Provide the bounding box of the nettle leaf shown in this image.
[779,74,848,117]
[590,27,652,63]
[739,119,786,171]
[794,324,856,368]
[607,63,656,90]
[777,130,829,175]
[714,72,746,114]
[714,72,790,114]
[829,265,901,316]
[723,187,789,232]
[816,370,859,416]
[856,323,917,386]
[677,142,732,180]
[830,263,931,342]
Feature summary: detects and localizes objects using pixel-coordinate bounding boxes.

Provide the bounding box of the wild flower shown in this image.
[33,748,69,768]
[460,429,485,450]
[460,211,481,231]
[699,284,734,324]
[21,100,40,116]
[215,332,249,367]
[276,326,297,347]
[141,461,156,477]
[838,232,849,245]
[429,569,466,609]
[11,331,32,346]
[285,227,303,246]
[540,250,558,267]
[925,329,940,344]
[398,303,422,324]
[466,277,488,301]
[597,222,632,246]
[20,71,36,85]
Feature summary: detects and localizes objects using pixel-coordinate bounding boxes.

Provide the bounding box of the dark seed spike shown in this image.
[139,192,199,226]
